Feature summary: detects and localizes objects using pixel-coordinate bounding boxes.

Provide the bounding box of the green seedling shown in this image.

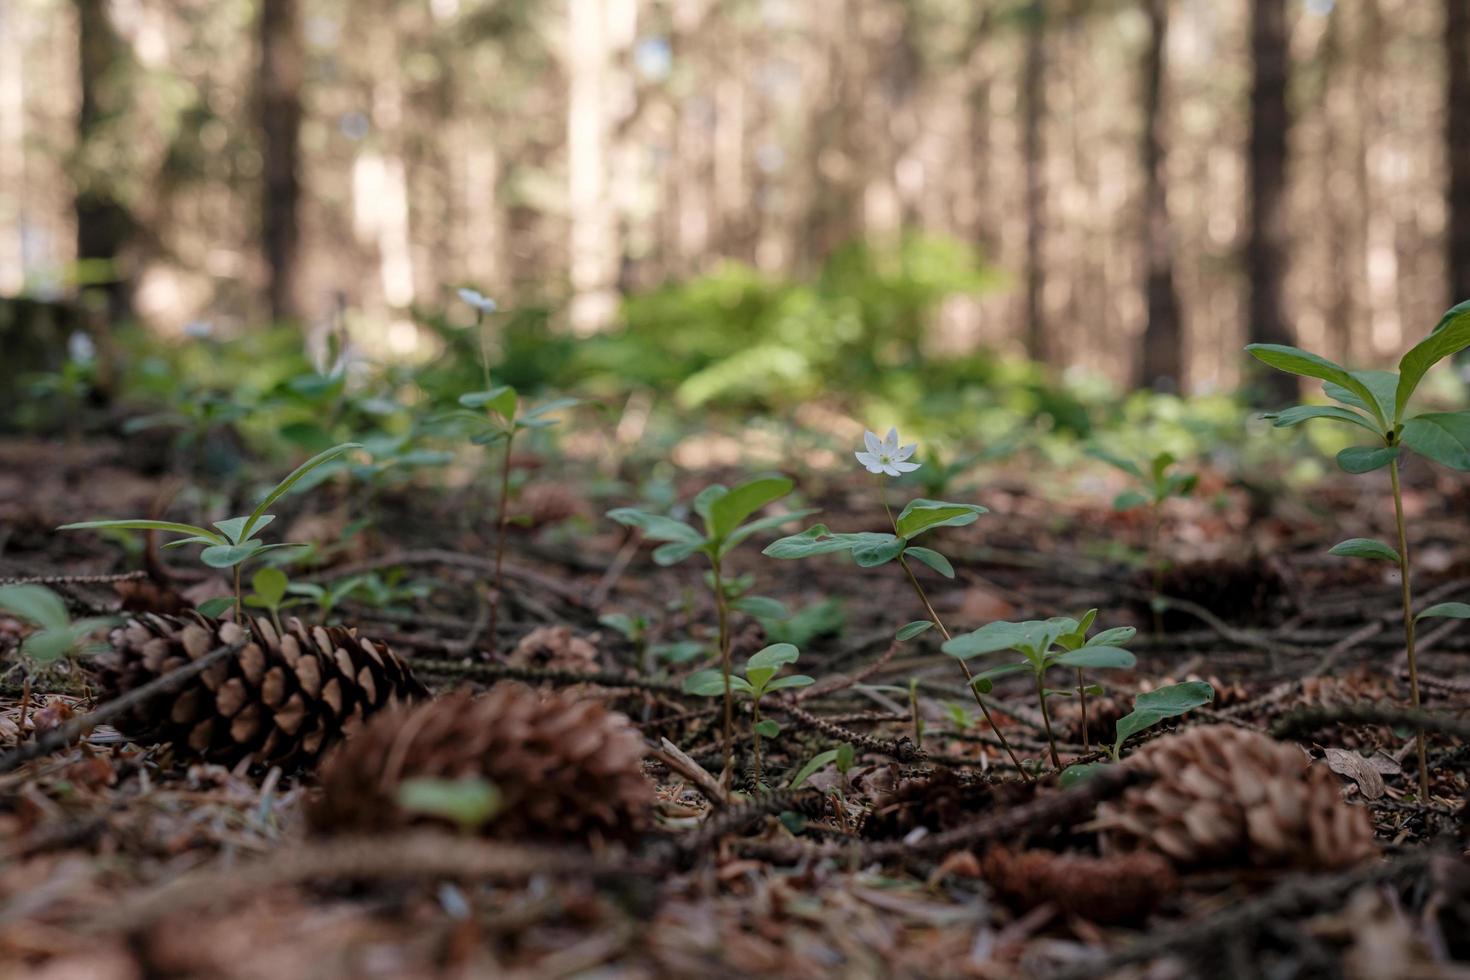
[609,474,814,780]
[684,642,814,785]
[943,612,1137,768]
[1090,448,1197,631]
[0,584,116,666]
[1107,680,1215,760]
[1247,300,1470,797]
[766,426,1027,775]
[397,776,503,835]
[59,443,360,616]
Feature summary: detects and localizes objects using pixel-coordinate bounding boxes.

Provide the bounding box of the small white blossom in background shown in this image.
[855,427,920,476]
[457,288,497,315]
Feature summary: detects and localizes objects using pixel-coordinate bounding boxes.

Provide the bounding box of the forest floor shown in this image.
[1,434,1468,979]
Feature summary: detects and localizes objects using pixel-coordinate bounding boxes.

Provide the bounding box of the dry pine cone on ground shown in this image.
[1095,725,1377,870]
[309,683,652,844]
[97,613,427,770]
[981,846,1177,925]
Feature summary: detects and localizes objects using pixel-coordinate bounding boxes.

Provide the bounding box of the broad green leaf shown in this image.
[754,719,781,738]
[1396,302,1470,420]
[246,443,360,539]
[849,533,906,567]
[1086,446,1143,479]
[163,535,226,549]
[943,620,1037,659]
[1245,344,1385,424]
[836,743,855,770]
[398,776,503,830]
[894,498,988,540]
[763,525,858,559]
[200,540,265,568]
[969,660,1031,693]
[0,584,72,631]
[196,597,237,617]
[904,547,954,578]
[747,643,800,670]
[1086,626,1137,647]
[606,508,703,544]
[652,540,702,566]
[731,595,789,620]
[1052,646,1136,670]
[214,514,274,544]
[252,567,289,606]
[1077,609,1099,634]
[22,628,77,663]
[57,519,220,543]
[765,674,814,691]
[1323,370,1397,424]
[1336,445,1397,474]
[788,749,840,789]
[693,485,728,522]
[1415,601,1470,623]
[459,385,517,421]
[683,669,731,697]
[1112,681,1215,757]
[517,397,579,422]
[1328,537,1400,562]
[1113,490,1149,511]
[1265,404,1380,434]
[746,665,777,690]
[1401,411,1470,471]
[895,620,934,641]
[653,640,706,664]
[724,508,820,551]
[708,476,794,541]
[1059,761,1111,788]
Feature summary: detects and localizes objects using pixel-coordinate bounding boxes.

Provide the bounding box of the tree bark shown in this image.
[258,0,304,323]
[1245,0,1296,403]
[75,0,133,322]
[1447,0,1470,305]
[1138,0,1184,392]
[1021,0,1047,362]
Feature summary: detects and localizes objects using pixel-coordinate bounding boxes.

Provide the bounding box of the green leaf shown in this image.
[1086,446,1143,479]
[398,776,503,830]
[1052,646,1136,670]
[746,665,777,690]
[1396,302,1470,420]
[1059,761,1111,788]
[747,643,800,671]
[693,485,728,522]
[653,640,705,664]
[943,620,1036,659]
[754,719,781,738]
[1086,626,1137,647]
[1112,681,1215,758]
[1415,601,1470,623]
[1245,344,1386,424]
[1328,537,1400,562]
[722,508,820,552]
[683,669,730,697]
[788,749,839,789]
[22,628,77,663]
[200,540,265,568]
[894,498,988,540]
[1264,404,1380,434]
[459,385,518,422]
[1323,370,1398,424]
[245,443,360,540]
[836,742,855,771]
[765,674,815,691]
[895,620,935,641]
[652,541,702,566]
[196,597,237,618]
[763,525,856,559]
[606,508,703,544]
[731,595,789,620]
[0,584,72,631]
[517,397,579,422]
[57,519,220,543]
[850,533,905,567]
[904,547,954,578]
[1401,411,1470,471]
[1336,445,1398,474]
[1112,490,1150,511]
[251,567,289,606]
[708,476,794,541]
[968,661,1031,693]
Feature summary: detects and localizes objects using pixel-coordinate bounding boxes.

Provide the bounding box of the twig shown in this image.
[1272,702,1470,741]
[778,702,925,762]
[653,737,728,808]
[660,787,822,859]
[0,640,243,776]
[0,570,149,587]
[410,658,686,695]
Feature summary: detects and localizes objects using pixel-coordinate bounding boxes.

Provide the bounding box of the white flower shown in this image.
[457,288,497,314]
[855,427,920,477]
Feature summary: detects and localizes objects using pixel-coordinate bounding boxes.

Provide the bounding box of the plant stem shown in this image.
[710,557,735,784]
[233,565,242,619]
[751,699,763,784]
[897,555,1028,778]
[1389,457,1429,798]
[1076,668,1090,752]
[1036,673,1061,768]
[909,682,923,750]
[487,433,515,646]
[1149,502,1164,637]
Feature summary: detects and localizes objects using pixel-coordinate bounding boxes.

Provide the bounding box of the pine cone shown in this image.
[309,683,652,843]
[97,613,427,770]
[981,846,1177,924]
[1096,726,1377,870]
[507,625,600,674]
[864,769,1035,840]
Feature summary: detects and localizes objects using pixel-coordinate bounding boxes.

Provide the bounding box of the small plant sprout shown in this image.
[609,475,815,781]
[59,443,360,616]
[766,427,1029,775]
[942,613,1137,769]
[1106,680,1215,761]
[397,775,503,835]
[1090,448,1197,632]
[244,567,291,632]
[1247,300,1470,797]
[0,584,116,666]
[683,642,814,785]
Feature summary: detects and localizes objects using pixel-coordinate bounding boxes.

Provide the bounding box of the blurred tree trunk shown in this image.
[258,0,303,323]
[1021,0,1047,362]
[1245,0,1296,402]
[1138,0,1183,392]
[568,0,616,332]
[74,0,134,322]
[1447,0,1470,305]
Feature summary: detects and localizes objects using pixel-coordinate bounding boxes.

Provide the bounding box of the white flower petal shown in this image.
[884,427,899,453]
[894,442,918,461]
[880,462,902,477]
[863,430,883,455]
[893,460,921,473]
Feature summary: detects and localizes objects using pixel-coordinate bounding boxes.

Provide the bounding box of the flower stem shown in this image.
[487,432,515,646]
[752,698,763,784]
[711,557,735,784]
[1389,457,1429,798]
[1076,668,1090,752]
[897,555,1028,778]
[1036,672,1061,768]
[233,565,242,620]
[1149,502,1164,637]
